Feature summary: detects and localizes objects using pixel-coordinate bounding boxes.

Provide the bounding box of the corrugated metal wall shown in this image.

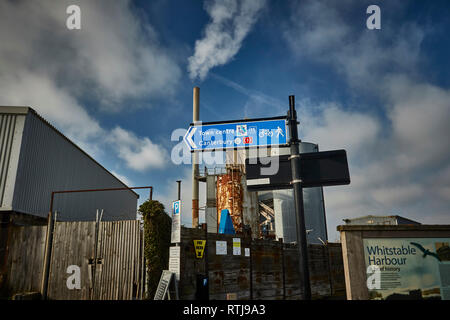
[9,110,137,221]
[0,113,25,209]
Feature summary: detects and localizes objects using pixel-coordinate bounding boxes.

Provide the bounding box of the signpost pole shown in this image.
[288,95,311,300]
[177,180,181,201]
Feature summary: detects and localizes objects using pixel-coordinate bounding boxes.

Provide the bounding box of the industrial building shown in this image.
[266,143,328,244]
[199,144,328,244]
[0,106,138,224]
[187,87,328,244]
[343,215,421,226]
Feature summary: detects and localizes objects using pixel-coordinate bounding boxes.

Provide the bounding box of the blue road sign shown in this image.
[173,200,181,215]
[183,118,288,151]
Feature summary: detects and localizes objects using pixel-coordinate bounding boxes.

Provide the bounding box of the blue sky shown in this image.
[0,0,449,241]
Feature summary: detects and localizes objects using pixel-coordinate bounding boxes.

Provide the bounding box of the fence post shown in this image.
[40,211,55,299]
[90,212,103,300]
[140,224,145,300]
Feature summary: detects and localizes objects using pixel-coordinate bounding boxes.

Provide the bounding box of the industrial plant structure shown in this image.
[198,145,328,244]
[188,87,328,244]
[0,106,138,224]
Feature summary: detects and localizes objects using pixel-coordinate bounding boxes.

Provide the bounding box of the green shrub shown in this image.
[139,200,171,299]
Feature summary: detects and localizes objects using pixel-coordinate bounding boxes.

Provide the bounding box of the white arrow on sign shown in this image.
[185,127,197,149]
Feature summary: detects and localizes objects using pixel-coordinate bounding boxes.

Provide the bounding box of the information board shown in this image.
[168,246,180,281]
[154,270,175,300]
[364,238,450,300]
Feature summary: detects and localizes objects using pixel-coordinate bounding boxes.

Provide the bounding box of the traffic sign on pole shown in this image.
[171,200,181,243]
[183,117,288,151]
[288,95,312,300]
[245,150,350,192]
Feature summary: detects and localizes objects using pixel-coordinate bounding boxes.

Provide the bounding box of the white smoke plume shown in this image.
[188,0,266,81]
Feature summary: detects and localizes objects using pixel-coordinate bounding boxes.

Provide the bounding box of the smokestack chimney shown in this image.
[192,87,200,228]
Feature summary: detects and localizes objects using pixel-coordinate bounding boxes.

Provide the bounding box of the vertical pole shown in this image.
[288,95,311,300]
[41,210,55,299]
[204,221,209,300]
[249,236,253,300]
[177,180,182,201]
[175,181,181,248]
[192,87,200,228]
[140,223,145,300]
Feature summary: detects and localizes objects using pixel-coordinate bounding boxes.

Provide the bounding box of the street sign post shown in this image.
[183,117,288,152]
[171,200,181,243]
[180,94,351,301]
[287,95,311,300]
[245,150,350,192]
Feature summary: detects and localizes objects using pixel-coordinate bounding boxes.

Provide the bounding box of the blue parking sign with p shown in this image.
[173,200,181,215]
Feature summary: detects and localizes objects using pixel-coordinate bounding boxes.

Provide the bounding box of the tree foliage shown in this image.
[139,199,171,299]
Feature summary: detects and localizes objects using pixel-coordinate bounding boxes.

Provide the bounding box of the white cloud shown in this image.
[283,0,424,89]
[188,0,266,80]
[0,0,181,112]
[0,70,103,141]
[299,85,450,239]
[280,0,450,240]
[108,127,168,172]
[300,103,380,157]
[110,171,133,187]
[0,0,180,171]
[372,185,424,207]
[385,76,450,171]
[284,0,351,56]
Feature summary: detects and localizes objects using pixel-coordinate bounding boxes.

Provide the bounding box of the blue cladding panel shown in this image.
[218,209,235,235]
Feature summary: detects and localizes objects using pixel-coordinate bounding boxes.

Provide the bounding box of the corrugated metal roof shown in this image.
[343,215,421,225]
[0,106,138,198]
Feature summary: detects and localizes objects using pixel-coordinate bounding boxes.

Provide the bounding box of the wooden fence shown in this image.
[178,227,346,300]
[0,219,144,300]
[0,225,47,296]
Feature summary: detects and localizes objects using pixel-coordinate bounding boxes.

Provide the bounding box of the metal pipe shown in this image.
[49,186,153,216]
[40,211,55,299]
[192,87,200,228]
